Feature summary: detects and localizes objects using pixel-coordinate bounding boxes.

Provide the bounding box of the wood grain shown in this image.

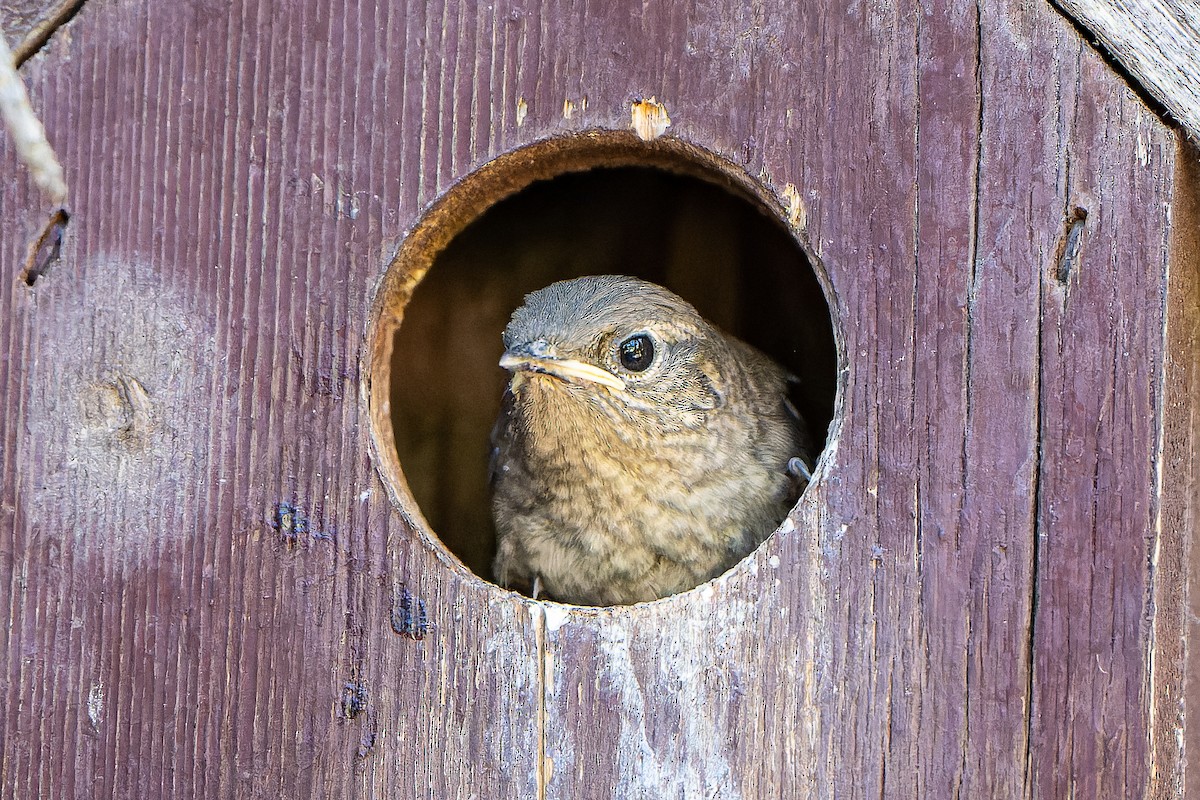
[1028,39,1174,800]
[1053,0,1200,141]
[0,0,1190,797]
[1157,142,1200,798]
[1,0,78,64]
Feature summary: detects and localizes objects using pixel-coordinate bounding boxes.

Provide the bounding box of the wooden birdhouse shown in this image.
[2,0,1197,796]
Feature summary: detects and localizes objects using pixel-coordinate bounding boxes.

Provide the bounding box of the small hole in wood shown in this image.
[367,134,839,604]
[20,207,69,286]
[1055,206,1088,285]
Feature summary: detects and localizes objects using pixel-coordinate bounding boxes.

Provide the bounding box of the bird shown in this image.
[489,275,813,606]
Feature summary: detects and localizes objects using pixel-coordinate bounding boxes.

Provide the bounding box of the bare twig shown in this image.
[0,28,67,207]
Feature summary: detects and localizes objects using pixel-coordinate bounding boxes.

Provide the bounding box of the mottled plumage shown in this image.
[490,275,811,605]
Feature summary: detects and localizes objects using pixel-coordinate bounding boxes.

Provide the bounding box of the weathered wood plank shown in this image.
[909,0,1043,793]
[1053,0,1200,141]
[1151,143,1200,798]
[530,0,1181,797]
[0,0,1190,798]
[1,0,76,64]
[1024,28,1175,800]
[1,2,542,797]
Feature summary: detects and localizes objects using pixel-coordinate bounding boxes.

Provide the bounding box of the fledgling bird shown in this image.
[490,275,812,606]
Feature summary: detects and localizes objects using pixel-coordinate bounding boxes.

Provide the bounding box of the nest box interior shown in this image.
[373,137,839,586]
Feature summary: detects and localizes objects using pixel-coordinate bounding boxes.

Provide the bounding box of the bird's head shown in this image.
[499,276,727,430]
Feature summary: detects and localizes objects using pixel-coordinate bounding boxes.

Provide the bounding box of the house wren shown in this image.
[490,275,812,605]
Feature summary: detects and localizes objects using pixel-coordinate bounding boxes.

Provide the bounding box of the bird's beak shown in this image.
[499,341,626,391]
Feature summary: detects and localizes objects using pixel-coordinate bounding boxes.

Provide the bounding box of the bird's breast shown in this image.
[504,376,778,553]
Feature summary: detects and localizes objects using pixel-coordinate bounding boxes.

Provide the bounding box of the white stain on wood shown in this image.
[595,620,740,799]
[87,682,104,730]
[542,603,571,633]
[18,260,217,567]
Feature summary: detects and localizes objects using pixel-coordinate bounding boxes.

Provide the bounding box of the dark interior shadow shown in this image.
[390,166,837,579]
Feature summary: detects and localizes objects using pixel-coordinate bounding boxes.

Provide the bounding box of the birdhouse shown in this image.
[2,0,1197,796]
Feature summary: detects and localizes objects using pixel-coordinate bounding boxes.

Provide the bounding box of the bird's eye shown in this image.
[618,334,655,372]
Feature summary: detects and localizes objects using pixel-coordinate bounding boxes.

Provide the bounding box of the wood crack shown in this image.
[533,603,549,800]
[1023,272,1046,798]
[19,207,67,285]
[5,0,88,67]
[1046,0,1198,140]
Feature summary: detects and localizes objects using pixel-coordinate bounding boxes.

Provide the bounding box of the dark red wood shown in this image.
[0,0,1190,797]
[1166,144,1200,798]
[1028,48,1174,798]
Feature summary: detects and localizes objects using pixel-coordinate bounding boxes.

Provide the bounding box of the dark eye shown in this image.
[618,334,655,372]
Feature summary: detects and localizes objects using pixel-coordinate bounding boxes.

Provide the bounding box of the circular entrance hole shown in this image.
[368,136,838,603]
